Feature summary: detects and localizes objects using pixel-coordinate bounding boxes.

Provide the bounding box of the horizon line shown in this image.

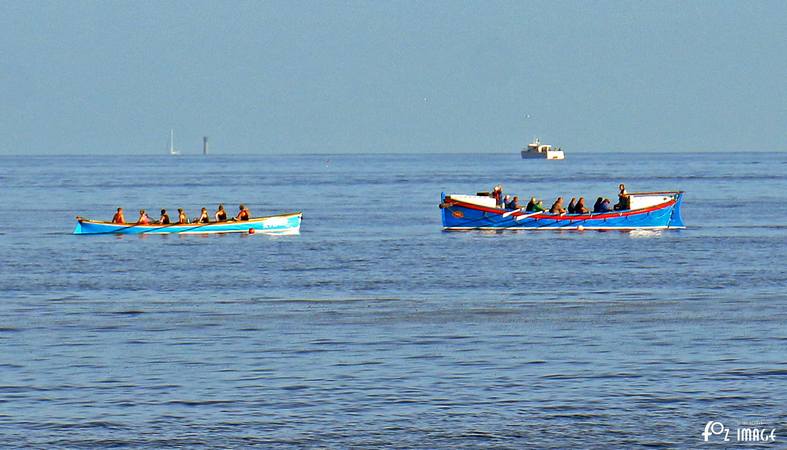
[1,149,785,156]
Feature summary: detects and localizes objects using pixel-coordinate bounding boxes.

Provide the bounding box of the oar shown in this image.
[513,211,544,221]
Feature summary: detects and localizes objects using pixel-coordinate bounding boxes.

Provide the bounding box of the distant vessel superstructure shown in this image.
[521,138,564,160]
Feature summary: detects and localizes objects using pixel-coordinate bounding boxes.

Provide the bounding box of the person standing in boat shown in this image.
[235,204,250,221]
[575,197,589,214]
[550,197,566,214]
[567,197,577,214]
[196,208,210,224]
[112,208,125,224]
[177,208,189,224]
[614,184,629,210]
[492,185,503,207]
[215,204,227,222]
[159,209,171,224]
[137,209,151,224]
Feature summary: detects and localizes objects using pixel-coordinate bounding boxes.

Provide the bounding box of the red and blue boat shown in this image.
[74,212,302,235]
[440,192,685,231]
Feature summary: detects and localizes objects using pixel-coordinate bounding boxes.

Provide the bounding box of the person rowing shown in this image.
[550,197,567,214]
[235,204,250,221]
[159,209,170,224]
[177,208,189,224]
[215,204,227,222]
[196,207,210,224]
[575,197,589,214]
[112,208,125,224]
[137,209,151,224]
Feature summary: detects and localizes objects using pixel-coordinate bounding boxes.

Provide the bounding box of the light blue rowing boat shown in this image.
[74,212,302,235]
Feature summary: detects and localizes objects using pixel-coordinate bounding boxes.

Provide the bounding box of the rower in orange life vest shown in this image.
[235,204,250,221]
[136,209,151,224]
[112,208,125,224]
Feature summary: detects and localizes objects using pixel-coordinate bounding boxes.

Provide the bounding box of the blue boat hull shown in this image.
[74,212,302,235]
[440,193,684,231]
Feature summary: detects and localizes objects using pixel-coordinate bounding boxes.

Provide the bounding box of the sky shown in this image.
[1,0,785,155]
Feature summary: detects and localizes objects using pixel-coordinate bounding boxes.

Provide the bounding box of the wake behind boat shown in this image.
[74,211,302,235]
[440,191,684,231]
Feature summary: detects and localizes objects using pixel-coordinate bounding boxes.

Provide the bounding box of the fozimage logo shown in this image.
[702,421,776,443]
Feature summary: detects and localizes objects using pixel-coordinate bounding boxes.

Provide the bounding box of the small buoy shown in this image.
[248,228,255,234]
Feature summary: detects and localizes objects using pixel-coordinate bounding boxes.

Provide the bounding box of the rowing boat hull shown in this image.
[74,212,302,235]
[440,193,684,231]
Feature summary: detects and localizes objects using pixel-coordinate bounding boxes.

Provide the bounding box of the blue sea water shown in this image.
[1,152,786,448]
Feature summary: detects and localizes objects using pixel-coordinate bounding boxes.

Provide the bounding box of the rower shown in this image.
[177,208,189,224]
[215,204,227,222]
[112,208,125,224]
[550,197,567,214]
[159,209,170,224]
[575,197,589,214]
[137,209,151,224]
[197,208,210,224]
[236,204,250,221]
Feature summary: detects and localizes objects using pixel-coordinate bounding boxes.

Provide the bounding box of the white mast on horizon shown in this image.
[169,129,180,155]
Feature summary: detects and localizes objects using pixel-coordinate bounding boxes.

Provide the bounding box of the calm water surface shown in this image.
[1,152,786,448]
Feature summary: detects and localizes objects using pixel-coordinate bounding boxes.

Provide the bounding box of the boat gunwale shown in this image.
[443,193,680,220]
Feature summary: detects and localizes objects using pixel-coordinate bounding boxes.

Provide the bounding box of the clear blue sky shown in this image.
[1,0,785,154]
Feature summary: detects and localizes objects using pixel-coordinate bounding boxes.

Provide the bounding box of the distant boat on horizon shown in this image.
[169,129,180,156]
[521,137,564,160]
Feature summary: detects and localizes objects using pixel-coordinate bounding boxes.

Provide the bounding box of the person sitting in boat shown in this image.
[137,209,151,224]
[112,208,125,224]
[159,209,171,225]
[235,204,250,221]
[600,198,613,212]
[177,208,189,224]
[575,197,589,214]
[567,197,577,214]
[614,183,629,210]
[550,197,567,214]
[503,194,512,209]
[196,207,210,224]
[505,196,520,210]
[593,197,604,213]
[215,204,227,222]
[525,197,546,212]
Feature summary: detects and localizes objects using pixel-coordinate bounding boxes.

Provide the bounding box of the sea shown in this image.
[1,152,786,448]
